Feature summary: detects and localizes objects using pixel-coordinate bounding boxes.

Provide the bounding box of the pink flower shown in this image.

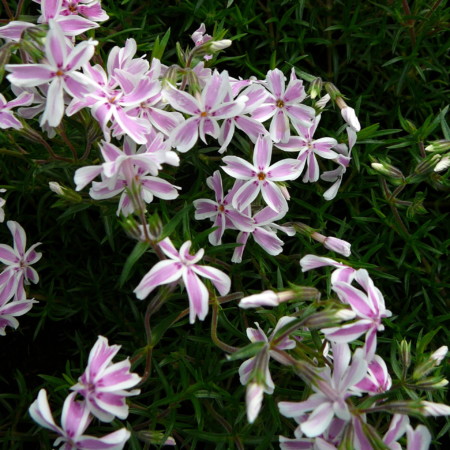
[193,171,254,245]
[354,354,392,395]
[0,293,37,336]
[134,238,231,323]
[275,114,338,182]
[279,343,368,437]
[71,335,141,422]
[239,317,296,422]
[0,221,42,302]
[222,134,301,213]
[29,389,130,449]
[165,70,246,152]
[299,255,356,285]
[252,68,315,143]
[0,91,34,129]
[322,269,392,360]
[5,20,97,127]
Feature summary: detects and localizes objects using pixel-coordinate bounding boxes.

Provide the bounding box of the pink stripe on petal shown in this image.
[267,158,301,181]
[253,227,284,255]
[202,71,225,109]
[165,87,200,115]
[6,64,54,87]
[192,265,231,295]
[170,117,200,152]
[46,24,67,68]
[267,69,285,98]
[0,244,18,264]
[270,109,289,143]
[86,336,120,380]
[234,115,266,141]
[333,283,373,317]
[284,78,305,103]
[285,104,315,123]
[61,392,90,438]
[254,134,272,171]
[7,221,26,256]
[322,321,371,342]
[261,180,288,213]
[212,100,245,120]
[300,402,335,438]
[232,180,260,212]
[222,156,256,179]
[56,15,99,36]
[134,260,182,300]
[251,103,276,122]
[28,389,61,433]
[209,213,225,246]
[183,269,209,323]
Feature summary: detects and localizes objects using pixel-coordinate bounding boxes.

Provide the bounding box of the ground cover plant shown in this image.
[0,0,449,448]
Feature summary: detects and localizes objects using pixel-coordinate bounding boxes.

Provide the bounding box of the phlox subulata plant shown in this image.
[0,1,449,448]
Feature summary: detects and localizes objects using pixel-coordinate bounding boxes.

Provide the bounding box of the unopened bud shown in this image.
[413,345,448,380]
[323,236,351,257]
[434,155,450,172]
[421,401,450,416]
[303,309,355,329]
[147,212,162,240]
[309,77,323,99]
[425,140,450,153]
[430,346,448,365]
[48,182,82,203]
[371,162,405,181]
[399,340,411,372]
[209,39,232,51]
[137,431,176,446]
[341,107,361,132]
[324,82,342,101]
[411,377,449,390]
[412,154,441,177]
[120,216,142,241]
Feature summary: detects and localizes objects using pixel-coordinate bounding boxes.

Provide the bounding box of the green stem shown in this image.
[211,302,238,353]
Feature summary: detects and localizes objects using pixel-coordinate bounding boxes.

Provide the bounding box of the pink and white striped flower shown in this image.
[222,134,301,213]
[252,68,315,143]
[275,114,338,182]
[193,171,254,245]
[0,221,42,302]
[0,291,37,336]
[231,206,295,263]
[165,70,247,152]
[29,389,130,449]
[322,269,392,360]
[134,238,231,323]
[239,317,296,423]
[5,20,97,127]
[71,335,141,422]
[279,343,368,437]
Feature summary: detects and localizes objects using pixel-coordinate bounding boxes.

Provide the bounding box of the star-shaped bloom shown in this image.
[29,389,130,449]
[134,238,231,323]
[222,134,301,213]
[252,68,315,143]
[239,317,296,423]
[71,335,141,422]
[279,343,368,438]
[193,171,254,245]
[322,269,392,360]
[165,70,246,152]
[0,221,42,302]
[275,114,339,182]
[6,20,97,127]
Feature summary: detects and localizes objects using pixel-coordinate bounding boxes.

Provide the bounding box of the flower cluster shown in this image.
[29,335,142,449]
[0,221,40,335]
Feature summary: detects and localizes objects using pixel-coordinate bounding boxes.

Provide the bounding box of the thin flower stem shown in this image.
[1,0,13,19]
[211,302,238,353]
[418,141,426,158]
[381,179,410,237]
[401,0,416,46]
[58,126,78,161]
[15,0,25,18]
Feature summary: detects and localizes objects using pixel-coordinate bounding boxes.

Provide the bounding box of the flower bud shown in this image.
[209,39,232,51]
[308,77,323,99]
[303,308,355,329]
[434,155,450,172]
[323,236,351,257]
[411,377,448,390]
[246,382,264,423]
[413,345,448,380]
[430,346,448,365]
[399,339,411,372]
[324,82,341,101]
[341,107,361,132]
[371,162,405,181]
[48,182,82,203]
[421,401,450,416]
[425,140,450,153]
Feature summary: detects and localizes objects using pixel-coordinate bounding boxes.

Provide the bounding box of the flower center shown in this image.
[257,172,266,180]
[55,69,64,77]
[276,99,285,108]
[218,204,225,212]
[200,111,208,117]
